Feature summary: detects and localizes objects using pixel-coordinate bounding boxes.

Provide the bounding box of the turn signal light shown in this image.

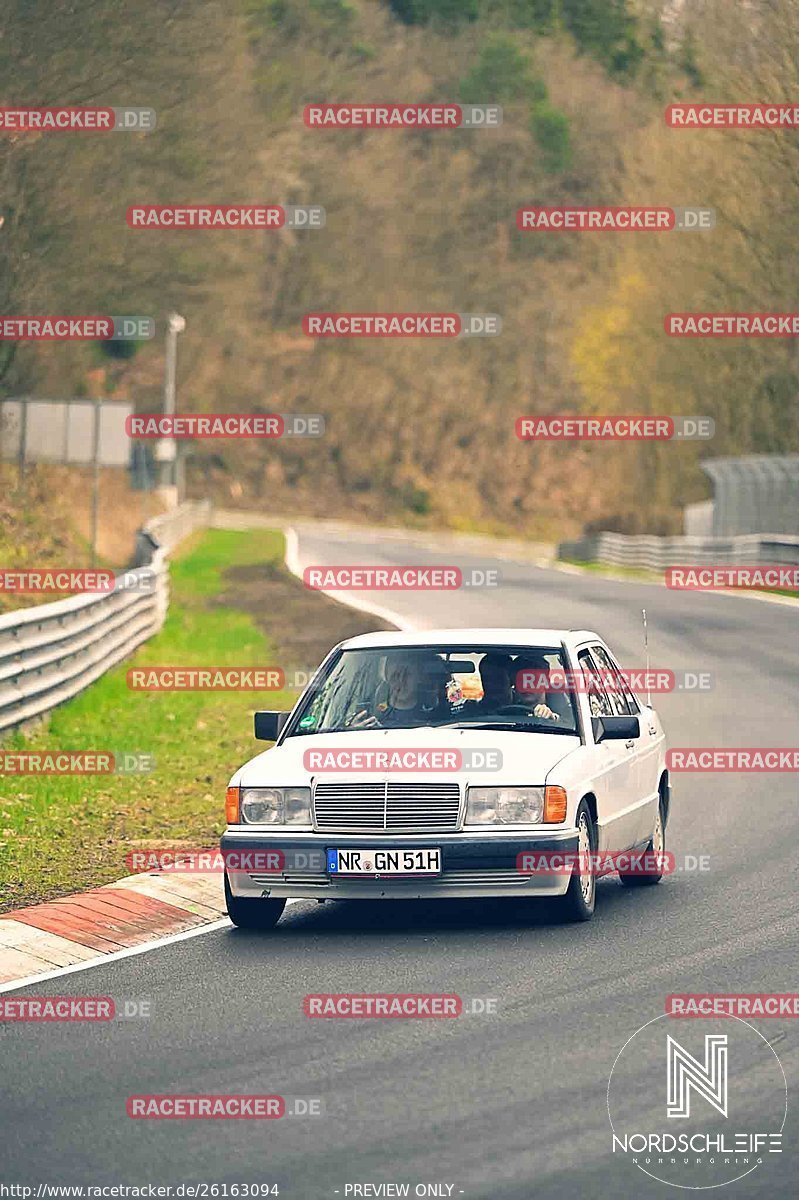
[543,785,567,823]
[225,786,240,823]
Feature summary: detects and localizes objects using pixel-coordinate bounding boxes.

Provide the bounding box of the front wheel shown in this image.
[618,801,665,888]
[224,873,286,929]
[560,801,596,922]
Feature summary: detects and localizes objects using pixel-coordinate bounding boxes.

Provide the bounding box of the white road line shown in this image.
[0,902,308,994]
[0,919,232,993]
[285,525,417,630]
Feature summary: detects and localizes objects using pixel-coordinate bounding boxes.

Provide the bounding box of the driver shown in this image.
[348,653,450,728]
[511,655,561,721]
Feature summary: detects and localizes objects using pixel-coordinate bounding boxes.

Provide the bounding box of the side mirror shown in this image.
[592,715,640,743]
[254,710,290,741]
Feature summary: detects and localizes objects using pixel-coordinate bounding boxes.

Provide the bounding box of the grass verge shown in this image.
[0,527,389,912]
[561,556,799,598]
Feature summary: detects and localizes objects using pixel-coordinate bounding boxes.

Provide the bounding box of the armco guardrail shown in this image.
[558,531,799,571]
[0,500,211,736]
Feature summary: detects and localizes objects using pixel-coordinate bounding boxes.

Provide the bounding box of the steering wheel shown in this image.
[344,700,379,728]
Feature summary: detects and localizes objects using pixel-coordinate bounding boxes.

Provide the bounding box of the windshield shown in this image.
[286,645,580,736]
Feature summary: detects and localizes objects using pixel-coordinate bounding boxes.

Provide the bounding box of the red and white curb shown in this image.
[0,873,227,989]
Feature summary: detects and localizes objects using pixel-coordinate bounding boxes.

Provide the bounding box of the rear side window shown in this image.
[589,645,628,716]
[577,649,613,718]
[592,645,639,715]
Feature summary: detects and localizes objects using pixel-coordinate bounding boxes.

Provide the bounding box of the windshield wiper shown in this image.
[289,721,445,737]
[436,721,576,735]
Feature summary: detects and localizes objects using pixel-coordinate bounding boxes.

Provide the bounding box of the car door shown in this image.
[577,648,640,853]
[595,642,663,843]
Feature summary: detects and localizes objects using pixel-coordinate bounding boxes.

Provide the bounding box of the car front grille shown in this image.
[313,781,461,834]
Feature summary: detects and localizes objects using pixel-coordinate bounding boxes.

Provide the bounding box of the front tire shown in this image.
[618,799,666,888]
[560,801,596,922]
[224,873,286,929]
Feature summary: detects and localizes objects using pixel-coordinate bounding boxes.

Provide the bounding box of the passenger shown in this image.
[416,656,453,717]
[472,652,514,711]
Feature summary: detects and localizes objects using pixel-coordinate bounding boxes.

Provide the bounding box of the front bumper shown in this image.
[221,828,579,900]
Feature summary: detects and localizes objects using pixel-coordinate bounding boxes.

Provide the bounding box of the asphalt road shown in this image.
[2,525,798,1198]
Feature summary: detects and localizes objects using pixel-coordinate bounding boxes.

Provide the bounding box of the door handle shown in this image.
[625,739,635,749]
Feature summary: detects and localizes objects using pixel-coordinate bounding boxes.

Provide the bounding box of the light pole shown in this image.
[156,311,185,505]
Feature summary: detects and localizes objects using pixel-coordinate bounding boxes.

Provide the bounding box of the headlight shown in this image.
[465,786,545,825]
[239,787,312,827]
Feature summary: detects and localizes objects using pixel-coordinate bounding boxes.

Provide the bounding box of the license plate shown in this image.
[327,847,441,876]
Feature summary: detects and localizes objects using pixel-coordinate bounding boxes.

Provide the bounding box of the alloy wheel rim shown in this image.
[653,808,664,864]
[578,813,594,905]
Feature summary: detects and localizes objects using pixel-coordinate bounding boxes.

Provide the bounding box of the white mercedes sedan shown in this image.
[222,629,671,927]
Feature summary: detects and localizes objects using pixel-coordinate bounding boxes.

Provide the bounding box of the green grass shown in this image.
[0,527,299,911]
[559,558,659,582]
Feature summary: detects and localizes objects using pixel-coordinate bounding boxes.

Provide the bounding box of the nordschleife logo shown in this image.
[607,1014,786,1189]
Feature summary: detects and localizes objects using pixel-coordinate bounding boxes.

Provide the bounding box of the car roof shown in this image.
[339,628,600,651]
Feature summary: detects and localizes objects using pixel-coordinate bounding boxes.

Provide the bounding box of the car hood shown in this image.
[232,725,580,787]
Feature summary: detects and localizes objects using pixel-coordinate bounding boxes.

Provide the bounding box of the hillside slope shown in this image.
[2,0,798,537]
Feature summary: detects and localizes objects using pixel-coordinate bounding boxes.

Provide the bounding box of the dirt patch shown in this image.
[218,560,394,673]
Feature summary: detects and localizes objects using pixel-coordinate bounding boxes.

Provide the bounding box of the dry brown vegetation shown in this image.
[0,465,165,611]
[2,0,799,540]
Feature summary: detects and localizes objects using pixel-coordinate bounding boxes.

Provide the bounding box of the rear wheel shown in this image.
[224,873,286,929]
[618,799,665,888]
[560,801,596,922]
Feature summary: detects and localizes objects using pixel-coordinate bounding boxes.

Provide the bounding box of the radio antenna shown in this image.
[642,608,651,706]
